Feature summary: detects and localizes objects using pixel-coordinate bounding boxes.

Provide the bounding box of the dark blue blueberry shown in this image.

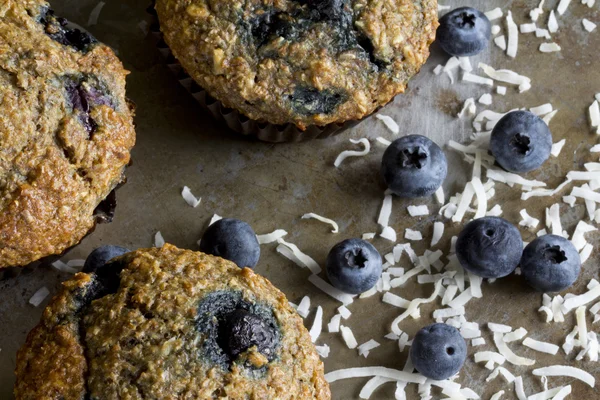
[224,309,278,359]
[39,8,97,53]
[521,235,581,292]
[82,245,130,294]
[410,323,467,380]
[437,7,491,57]
[289,87,345,116]
[456,217,522,279]
[302,0,346,21]
[326,239,382,294]
[490,111,553,173]
[199,218,260,269]
[196,291,280,369]
[381,135,448,198]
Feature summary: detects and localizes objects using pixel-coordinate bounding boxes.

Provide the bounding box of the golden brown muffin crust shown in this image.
[0,0,136,268]
[155,0,438,130]
[15,244,330,400]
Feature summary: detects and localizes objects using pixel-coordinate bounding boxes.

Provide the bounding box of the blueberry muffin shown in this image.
[0,1,136,268]
[14,244,330,399]
[155,0,438,131]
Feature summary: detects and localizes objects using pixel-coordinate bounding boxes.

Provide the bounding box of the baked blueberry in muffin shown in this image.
[155,0,438,131]
[0,0,136,268]
[14,244,330,399]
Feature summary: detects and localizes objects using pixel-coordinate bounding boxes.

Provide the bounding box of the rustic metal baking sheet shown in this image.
[1,0,600,398]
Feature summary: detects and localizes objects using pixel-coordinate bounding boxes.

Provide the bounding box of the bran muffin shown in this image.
[0,0,136,268]
[155,0,438,132]
[14,244,330,400]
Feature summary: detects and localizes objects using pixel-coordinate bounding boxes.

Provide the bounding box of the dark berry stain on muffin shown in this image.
[196,291,280,370]
[290,87,346,116]
[39,7,97,53]
[246,1,387,72]
[65,75,115,135]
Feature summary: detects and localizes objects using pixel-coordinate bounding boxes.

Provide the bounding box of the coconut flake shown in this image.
[487,169,546,187]
[359,376,394,399]
[448,288,475,309]
[497,86,507,95]
[548,10,559,33]
[532,366,595,387]
[433,64,444,75]
[405,229,423,241]
[452,183,475,223]
[154,231,165,248]
[514,376,527,400]
[536,28,551,39]
[552,386,572,400]
[590,101,600,129]
[340,325,358,349]
[378,194,393,228]
[523,338,560,355]
[576,306,589,348]
[407,205,429,217]
[316,344,330,358]
[474,351,506,365]
[521,179,571,200]
[29,286,50,307]
[431,222,444,247]
[301,213,339,233]
[583,19,597,32]
[181,186,201,208]
[376,137,392,147]
[308,274,354,305]
[540,42,561,52]
[297,296,311,318]
[478,63,531,92]
[519,209,540,228]
[487,204,503,217]
[492,25,502,35]
[494,35,507,50]
[334,138,370,167]
[504,328,528,343]
[571,221,597,251]
[309,306,323,343]
[380,226,397,242]
[328,314,342,332]
[277,239,321,274]
[375,114,400,135]
[486,8,504,20]
[494,333,535,366]
[557,0,572,15]
[490,390,505,400]
[528,387,565,400]
[479,94,493,106]
[358,339,381,358]
[87,1,105,26]
[488,323,513,333]
[472,337,486,346]
[471,177,488,219]
[551,139,566,157]
[324,367,427,384]
[51,260,79,274]
[257,229,288,244]
[530,103,553,116]
[506,12,519,58]
[208,214,222,226]
[463,72,494,87]
[391,281,443,335]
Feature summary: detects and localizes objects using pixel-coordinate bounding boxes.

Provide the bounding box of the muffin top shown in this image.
[156,0,438,129]
[14,244,330,400]
[0,0,136,268]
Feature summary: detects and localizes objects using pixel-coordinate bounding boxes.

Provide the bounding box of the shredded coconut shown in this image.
[257,229,288,244]
[316,344,330,358]
[548,10,559,33]
[181,186,201,208]
[328,314,342,333]
[277,239,321,274]
[431,222,444,247]
[551,139,566,157]
[29,286,50,307]
[297,296,311,318]
[407,205,429,217]
[309,306,323,342]
[154,231,165,248]
[87,1,105,26]
[486,8,504,20]
[334,138,371,167]
[583,19,597,32]
[506,11,519,58]
[405,229,423,241]
[340,325,358,349]
[380,226,397,242]
[494,333,535,366]
[478,63,532,92]
[540,42,561,52]
[357,339,381,358]
[494,35,507,50]
[532,366,595,387]
[324,367,427,384]
[557,0,572,15]
[523,337,560,355]
[463,72,494,86]
[375,114,400,135]
[301,213,339,233]
[308,274,355,305]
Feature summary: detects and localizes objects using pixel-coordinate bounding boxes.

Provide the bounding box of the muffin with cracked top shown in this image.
[14,244,330,399]
[0,0,136,269]
[155,0,438,138]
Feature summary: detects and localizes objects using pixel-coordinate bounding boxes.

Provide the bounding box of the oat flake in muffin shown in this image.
[155,0,438,130]
[14,244,330,399]
[0,0,136,268]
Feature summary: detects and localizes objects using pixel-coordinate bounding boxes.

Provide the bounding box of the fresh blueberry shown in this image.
[456,217,522,279]
[490,111,553,173]
[199,218,260,269]
[437,7,491,57]
[326,239,382,294]
[410,323,467,380]
[381,135,448,198]
[224,309,279,359]
[521,235,581,292]
[83,245,130,274]
[83,245,130,294]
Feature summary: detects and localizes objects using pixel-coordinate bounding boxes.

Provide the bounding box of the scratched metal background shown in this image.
[1,0,600,398]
